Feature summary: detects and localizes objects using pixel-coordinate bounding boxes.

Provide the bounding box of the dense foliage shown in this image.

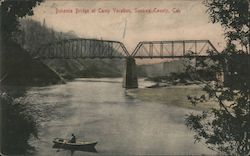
[1,0,44,154]
[16,19,125,79]
[0,0,43,41]
[204,0,249,52]
[1,0,64,86]
[17,19,77,53]
[185,0,249,155]
[0,92,38,154]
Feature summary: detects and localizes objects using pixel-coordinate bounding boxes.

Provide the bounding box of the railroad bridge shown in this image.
[33,39,219,88]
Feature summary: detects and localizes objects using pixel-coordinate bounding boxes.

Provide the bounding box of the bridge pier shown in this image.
[123,57,138,89]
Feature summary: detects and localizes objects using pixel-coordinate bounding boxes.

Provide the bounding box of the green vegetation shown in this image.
[0,0,63,86]
[18,19,125,80]
[137,59,187,78]
[17,19,77,53]
[138,58,217,86]
[0,92,38,155]
[185,0,249,155]
[44,59,124,79]
[1,40,63,85]
[1,4,125,86]
[1,1,47,155]
[0,0,43,41]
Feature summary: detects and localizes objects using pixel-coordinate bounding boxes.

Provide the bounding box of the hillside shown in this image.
[1,40,63,86]
[137,58,217,85]
[18,19,125,79]
[137,59,189,77]
[43,59,125,80]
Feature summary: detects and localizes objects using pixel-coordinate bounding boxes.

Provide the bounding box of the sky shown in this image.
[31,0,226,53]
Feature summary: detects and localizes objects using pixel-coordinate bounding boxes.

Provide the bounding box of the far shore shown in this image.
[127,84,218,110]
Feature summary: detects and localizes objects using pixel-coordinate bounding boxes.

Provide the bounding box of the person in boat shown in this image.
[69,133,76,143]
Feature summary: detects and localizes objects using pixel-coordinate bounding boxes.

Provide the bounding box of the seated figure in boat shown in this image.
[69,133,76,143]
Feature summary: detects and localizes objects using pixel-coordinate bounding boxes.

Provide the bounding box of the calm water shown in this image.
[22,78,214,155]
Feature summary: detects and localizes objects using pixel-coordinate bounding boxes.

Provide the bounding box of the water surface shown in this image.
[23,78,214,155]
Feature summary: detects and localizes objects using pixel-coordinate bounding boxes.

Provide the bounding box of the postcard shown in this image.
[0,0,249,155]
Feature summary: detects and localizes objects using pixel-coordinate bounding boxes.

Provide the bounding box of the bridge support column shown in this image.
[123,57,138,89]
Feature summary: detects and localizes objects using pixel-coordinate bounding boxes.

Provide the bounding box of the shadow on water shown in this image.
[1,85,29,98]
[52,144,98,155]
[0,90,38,155]
[74,78,122,84]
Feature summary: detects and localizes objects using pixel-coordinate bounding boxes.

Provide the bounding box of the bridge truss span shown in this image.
[131,40,219,59]
[34,39,220,59]
[32,38,220,89]
[34,38,129,59]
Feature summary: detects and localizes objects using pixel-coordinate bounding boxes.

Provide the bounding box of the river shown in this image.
[21,78,214,155]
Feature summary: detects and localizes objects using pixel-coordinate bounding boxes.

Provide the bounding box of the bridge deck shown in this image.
[34,39,220,59]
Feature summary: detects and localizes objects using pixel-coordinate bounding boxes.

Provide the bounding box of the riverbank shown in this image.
[127,84,218,110]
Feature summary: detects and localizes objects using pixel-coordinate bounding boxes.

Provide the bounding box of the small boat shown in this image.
[53,138,98,152]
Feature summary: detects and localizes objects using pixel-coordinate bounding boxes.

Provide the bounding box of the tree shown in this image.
[1,92,38,154]
[185,0,250,155]
[0,0,45,154]
[0,0,45,81]
[0,0,43,41]
[204,0,249,53]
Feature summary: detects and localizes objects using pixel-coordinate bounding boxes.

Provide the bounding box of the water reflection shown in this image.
[52,145,98,154]
[53,149,97,156]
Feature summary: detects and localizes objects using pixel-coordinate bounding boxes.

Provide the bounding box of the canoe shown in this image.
[53,138,97,151]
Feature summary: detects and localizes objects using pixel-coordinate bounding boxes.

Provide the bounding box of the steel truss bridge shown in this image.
[34,39,219,59]
[34,38,220,89]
